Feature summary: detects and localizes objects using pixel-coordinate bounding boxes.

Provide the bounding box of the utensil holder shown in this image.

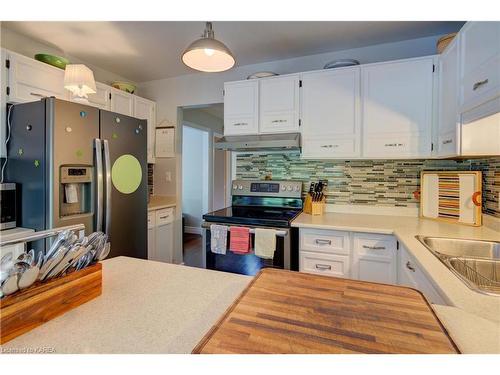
[0,224,103,344]
[303,195,326,216]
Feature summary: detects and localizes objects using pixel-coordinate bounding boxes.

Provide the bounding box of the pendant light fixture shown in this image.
[182,22,235,72]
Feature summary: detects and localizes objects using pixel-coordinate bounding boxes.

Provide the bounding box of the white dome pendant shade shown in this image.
[182,22,235,73]
[64,64,97,104]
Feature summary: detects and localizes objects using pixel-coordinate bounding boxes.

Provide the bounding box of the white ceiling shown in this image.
[3,21,464,82]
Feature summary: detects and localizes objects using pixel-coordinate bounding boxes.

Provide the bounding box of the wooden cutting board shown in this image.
[193,269,459,354]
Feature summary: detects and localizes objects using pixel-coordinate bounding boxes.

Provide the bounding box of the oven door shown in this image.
[202,221,291,276]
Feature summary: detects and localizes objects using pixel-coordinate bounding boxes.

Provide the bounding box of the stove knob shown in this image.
[281,185,286,191]
[238,185,243,190]
[287,186,292,191]
[233,184,237,190]
[294,186,300,192]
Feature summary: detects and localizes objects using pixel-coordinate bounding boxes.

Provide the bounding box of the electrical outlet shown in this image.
[165,171,172,182]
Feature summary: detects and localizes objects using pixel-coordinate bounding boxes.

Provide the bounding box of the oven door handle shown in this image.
[201,222,288,237]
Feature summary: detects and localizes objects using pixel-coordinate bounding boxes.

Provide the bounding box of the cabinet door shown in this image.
[110,88,134,116]
[301,67,361,158]
[259,75,300,133]
[6,50,66,103]
[362,58,434,158]
[155,223,174,263]
[398,245,446,305]
[352,233,397,284]
[438,38,460,157]
[223,80,259,135]
[134,96,156,163]
[147,212,156,260]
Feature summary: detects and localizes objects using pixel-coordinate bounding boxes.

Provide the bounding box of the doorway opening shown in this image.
[180,103,230,268]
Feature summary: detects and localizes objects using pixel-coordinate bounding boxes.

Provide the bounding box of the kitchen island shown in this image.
[1,257,251,354]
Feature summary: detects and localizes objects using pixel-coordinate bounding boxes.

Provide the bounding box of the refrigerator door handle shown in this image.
[103,139,112,236]
[94,139,103,232]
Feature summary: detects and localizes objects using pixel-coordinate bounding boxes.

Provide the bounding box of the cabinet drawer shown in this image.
[156,208,174,225]
[301,137,358,158]
[461,55,500,111]
[147,212,156,229]
[300,251,350,278]
[224,117,258,135]
[260,112,298,133]
[364,134,430,158]
[300,229,350,255]
[353,233,397,258]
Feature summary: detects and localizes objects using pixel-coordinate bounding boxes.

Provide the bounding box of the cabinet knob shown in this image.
[442,139,453,145]
[315,239,332,245]
[362,245,386,250]
[271,119,287,123]
[233,122,248,127]
[315,264,332,270]
[406,261,416,272]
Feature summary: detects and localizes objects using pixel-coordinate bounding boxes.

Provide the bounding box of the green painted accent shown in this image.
[112,133,118,139]
[18,148,23,156]
[76,149,83,158]
[34,160,40,168]
[111,154,142,194]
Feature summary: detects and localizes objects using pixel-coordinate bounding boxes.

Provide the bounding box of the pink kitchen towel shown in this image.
[229,226,251,254]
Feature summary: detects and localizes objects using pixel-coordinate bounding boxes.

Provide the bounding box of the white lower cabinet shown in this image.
[352,233,397,284]
[299,228,447,305]
[148,208,175,263]
[398,243,447,305]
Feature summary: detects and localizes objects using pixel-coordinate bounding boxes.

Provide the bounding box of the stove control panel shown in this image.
[232,180,302,198]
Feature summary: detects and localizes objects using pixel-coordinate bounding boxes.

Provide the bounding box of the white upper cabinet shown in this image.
[6,50,66,103]
[437,36,460,157]
[68,81,111,110]
[300,67,361,158]
[362,57,434,158]
[259,74,300,134]
[224,80,259,135]
[134,96,156,163]
[459,22,500,112]
[110,87,134,116]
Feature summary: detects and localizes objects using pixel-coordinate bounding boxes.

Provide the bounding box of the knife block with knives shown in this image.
[303,180,327,216]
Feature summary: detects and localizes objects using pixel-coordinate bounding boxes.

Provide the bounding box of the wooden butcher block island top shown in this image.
[193,269,459,354]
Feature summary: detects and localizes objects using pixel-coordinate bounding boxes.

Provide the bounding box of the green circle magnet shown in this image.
[111,154,142,194]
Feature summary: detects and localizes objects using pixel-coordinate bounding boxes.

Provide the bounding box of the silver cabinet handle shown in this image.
[94,139,103,232]
[362,245,386,250]
[271,119,287,123]
[320,144,339,148]
[315,264,332,270]
[315,239,332,245]
[473,79,488,91]
[159,215,169,219]
[406,261,416,272]
[233,122,248,127]
[442,139,453,145]
[30,92,45,98]
[384,143,404,147]
[103,140,112,236]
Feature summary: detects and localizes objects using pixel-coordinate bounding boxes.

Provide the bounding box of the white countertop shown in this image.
[1,257,251,354]
[292,212,500,353]
[148,195,176,211]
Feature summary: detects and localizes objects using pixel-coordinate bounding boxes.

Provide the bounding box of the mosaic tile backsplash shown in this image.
[235,153,500,217]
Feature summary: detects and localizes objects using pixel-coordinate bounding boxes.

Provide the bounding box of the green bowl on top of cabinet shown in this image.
[34,54,70,70]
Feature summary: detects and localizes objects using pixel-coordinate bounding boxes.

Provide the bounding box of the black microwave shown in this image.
[1,183,17,230]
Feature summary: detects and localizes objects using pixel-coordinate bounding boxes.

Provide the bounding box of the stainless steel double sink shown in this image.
[416,236,500,296]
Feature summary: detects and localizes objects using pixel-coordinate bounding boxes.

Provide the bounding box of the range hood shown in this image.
[214,133,301,152]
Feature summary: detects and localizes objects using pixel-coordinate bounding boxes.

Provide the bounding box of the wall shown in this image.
[182,126,209,231]
[235,154,500,217]
[0,26,133,84]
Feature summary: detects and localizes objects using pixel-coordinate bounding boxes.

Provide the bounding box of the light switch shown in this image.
[165,171,172,182]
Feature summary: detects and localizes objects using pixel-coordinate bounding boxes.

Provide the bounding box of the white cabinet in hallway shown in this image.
[259,74,300,134]
[352,233,397,284]
[134,96,157,163]
[110,87,134,116]
[148,208,175,263]
[300,67,361,158]
[361,57,434,158]
[223,80,259,135]
[5,50,66,103]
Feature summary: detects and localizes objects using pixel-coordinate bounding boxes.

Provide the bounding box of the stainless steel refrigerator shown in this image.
[6,98,147,259]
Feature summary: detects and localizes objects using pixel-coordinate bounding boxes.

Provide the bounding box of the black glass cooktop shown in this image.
[203,206,302,228]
